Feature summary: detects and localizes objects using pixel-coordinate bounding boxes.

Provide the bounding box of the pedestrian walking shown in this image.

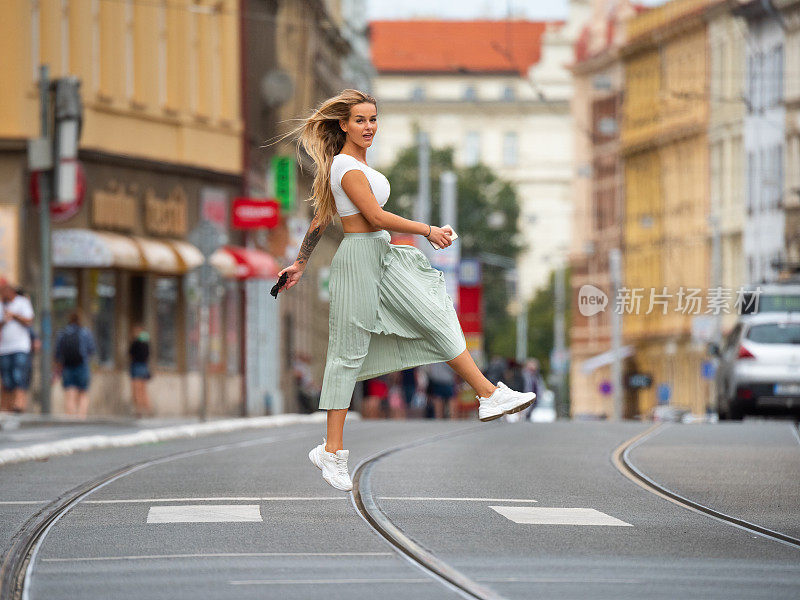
[0,277,35,413]
[272,89,535,491]
[128,324,153,418]
[54,310,96,419]
[422,361,456,419]
[521,358,544,421]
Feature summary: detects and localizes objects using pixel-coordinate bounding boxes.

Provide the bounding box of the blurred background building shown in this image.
[0,0,798,421]
[368,1,587,302]
[568,0,642,418]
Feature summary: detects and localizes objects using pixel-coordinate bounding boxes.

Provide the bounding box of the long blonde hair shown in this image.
[289,89,377,227]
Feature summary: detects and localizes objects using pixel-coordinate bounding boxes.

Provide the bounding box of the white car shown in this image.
[528,389,557,422]
[711,312,800,420]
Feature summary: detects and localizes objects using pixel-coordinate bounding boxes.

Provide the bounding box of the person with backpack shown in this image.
[54,310,96,419]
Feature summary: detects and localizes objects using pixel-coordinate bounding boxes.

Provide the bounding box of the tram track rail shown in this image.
[350,424,506,600]
[612,423,800,551]
[0,428,317,600]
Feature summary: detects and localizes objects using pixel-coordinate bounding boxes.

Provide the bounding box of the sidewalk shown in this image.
[0,410,335,467]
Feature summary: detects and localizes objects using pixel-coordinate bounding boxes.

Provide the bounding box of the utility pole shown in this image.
[609,248,624,420]
[438,171,460,309]
[553,263,566,416]
[415,131,432,258]
[36,65,53,414]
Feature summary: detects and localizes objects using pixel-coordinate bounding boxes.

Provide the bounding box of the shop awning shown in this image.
[212,246,280,280]
[579,345,634,374]
[169,240,204,272]
[52,229,204,275]
[53,229,143,269]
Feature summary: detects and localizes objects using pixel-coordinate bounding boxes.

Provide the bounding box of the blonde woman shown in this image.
[276,90,535,491]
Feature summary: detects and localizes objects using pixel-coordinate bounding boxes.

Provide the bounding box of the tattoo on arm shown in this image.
[296,218,325,267]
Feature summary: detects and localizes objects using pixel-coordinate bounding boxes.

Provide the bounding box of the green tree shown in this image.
[384,144,525,355]
[492,267,572,371]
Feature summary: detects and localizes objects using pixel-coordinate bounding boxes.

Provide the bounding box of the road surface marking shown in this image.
[147,504,262,523]
[378,497,538,502]
[84,496,347,503]
[230,578,432,585]
[490,506,632,526]
[42,552,393,562]
[0,501,50,505]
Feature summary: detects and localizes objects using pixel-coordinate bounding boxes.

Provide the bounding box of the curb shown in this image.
[0,412,350,467]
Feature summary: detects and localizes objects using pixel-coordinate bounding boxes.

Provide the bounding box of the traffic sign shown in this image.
[232,198,279,229]
[189,219,228,258]
[271,155,296,211]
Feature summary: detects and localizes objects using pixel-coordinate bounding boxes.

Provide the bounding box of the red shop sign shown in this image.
[232,198,279,229]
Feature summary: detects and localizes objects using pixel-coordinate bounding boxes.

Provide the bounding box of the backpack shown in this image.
[60,329,83,367]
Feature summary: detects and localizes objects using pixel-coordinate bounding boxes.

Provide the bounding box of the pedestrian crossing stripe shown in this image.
[147,504,263,523]
[490,506,632,526]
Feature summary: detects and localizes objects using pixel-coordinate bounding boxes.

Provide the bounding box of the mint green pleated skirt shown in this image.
[318,229,467,410]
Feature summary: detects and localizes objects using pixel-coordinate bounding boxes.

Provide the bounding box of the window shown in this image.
[502,132,518,167]
[746,151,755,214]
[463,85,477,101]
[464,131,480,166]
[154,276,179,368]
[89,270,116,366]
[502,85,515,101]
[411,85,425,102]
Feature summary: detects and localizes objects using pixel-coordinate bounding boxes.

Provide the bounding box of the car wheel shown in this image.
[728,399,744,421]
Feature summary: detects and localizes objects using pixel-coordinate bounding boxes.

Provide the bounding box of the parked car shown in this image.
[710,312,800,420]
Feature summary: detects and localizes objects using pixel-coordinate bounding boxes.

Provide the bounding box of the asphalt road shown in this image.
[1,419,798,599]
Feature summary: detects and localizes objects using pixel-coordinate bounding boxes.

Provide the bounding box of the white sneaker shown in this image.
[477,381,536,422]
[308,438,353,491]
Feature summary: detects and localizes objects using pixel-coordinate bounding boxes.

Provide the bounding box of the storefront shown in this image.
[28,152,250,417]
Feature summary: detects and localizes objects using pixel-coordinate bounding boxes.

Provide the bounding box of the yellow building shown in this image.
[0,1,248,417]
[620,0,715,416]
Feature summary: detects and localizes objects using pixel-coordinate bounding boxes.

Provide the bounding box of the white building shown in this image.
[369,3,588,300]
[734,0,787,284]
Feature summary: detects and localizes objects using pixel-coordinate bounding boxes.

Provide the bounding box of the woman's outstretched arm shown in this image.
[295,212,328,270]
[277,212,328,293]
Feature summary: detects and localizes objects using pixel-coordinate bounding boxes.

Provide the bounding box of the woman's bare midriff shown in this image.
[340,212,382,234]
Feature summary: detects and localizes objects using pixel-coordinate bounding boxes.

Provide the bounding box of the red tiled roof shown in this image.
[369,20,553,76]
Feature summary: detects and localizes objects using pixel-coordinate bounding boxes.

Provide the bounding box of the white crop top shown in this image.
[330,153,390,217]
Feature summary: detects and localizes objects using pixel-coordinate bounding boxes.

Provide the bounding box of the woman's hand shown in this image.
[276,262,305,293]
[426,225,454,248]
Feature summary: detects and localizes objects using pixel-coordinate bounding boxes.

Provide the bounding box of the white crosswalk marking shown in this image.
[147,504,263,523]
[490,506,632,526]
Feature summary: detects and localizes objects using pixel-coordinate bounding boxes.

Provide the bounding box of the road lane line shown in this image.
[378,497,537,502]
[230,578,432,585]
[0,501,50,505]
[146,504,262,523]
[83,496,347,503]
[42,552,393,562]
[489,506,633,526]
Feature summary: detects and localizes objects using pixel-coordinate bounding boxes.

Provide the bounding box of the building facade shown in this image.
[708,0,747,336]
[775,0,800,265]
[0,0,250,417]
[620,0,714,416]
[568,0,643,418]
[735,0,787,284]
